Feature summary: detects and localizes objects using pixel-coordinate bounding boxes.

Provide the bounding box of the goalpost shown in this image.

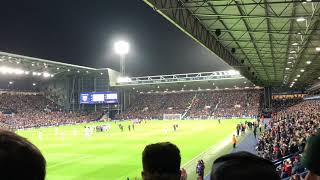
[163,114,182,120]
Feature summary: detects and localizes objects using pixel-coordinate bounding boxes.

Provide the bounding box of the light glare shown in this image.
[114,41,129,55]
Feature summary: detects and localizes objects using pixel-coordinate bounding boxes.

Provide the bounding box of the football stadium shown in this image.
[0,1,320,180]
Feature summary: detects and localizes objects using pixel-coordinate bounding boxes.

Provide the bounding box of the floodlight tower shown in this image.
[114,41,130,114]
[114,41,129,76]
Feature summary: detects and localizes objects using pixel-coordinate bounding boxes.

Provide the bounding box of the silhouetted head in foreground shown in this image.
[0,129,46,180]
[142,142,181,180]
[210,151,280,180]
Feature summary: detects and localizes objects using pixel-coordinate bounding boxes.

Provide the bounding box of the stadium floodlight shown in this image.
[285,67,290,70]
[15,69,24,75]
[296,17,306,22]
[9,81,13,85]
[0,66,24,75]
[300,69,305,72]
[297,74,301,77]
[316,47,320,52]
[32,83,36,86]
[114,41,129,75]
[306,61,311,64]
[43,72,51,78]
[227,70,240,75]
[114,41,129,55]
[117,76,132,83]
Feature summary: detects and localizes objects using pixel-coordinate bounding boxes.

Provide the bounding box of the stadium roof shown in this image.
[0,51,108,79]
[143,0,320,88]
[121,77,259,93]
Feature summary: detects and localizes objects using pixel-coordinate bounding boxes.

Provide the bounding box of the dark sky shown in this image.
[0,0,230,76]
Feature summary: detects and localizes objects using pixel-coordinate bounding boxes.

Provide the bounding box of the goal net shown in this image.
[163,114,182,120]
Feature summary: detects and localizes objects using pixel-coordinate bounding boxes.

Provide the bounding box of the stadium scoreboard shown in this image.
[80,92,118,104]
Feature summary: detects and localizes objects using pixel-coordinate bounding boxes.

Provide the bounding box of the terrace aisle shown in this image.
[204,119,271,180]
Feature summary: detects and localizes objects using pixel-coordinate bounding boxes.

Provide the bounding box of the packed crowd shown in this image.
[258,100,319,160]
[0,93,102,129]
[257,100,320,179]
[272,98,304,111]
[117,90,263,120]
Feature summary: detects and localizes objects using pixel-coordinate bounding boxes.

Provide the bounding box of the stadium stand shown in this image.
[0,92,102,129]
[257,99,320,179]
[117,89,263,120]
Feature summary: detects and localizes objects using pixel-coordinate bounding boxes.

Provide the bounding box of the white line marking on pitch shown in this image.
[182,132,234,167]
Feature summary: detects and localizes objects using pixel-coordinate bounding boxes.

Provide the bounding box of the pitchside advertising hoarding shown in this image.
[80,92,118,104]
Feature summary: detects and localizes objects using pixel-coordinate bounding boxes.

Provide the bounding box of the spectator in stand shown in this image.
[0,129,46,180]
[141,142,181,180]
[210,151,280,180]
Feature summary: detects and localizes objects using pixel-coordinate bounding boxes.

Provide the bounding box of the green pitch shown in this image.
[17,119,251,180]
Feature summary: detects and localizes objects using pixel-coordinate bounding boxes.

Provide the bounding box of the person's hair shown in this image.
[0,129,46,180]
[210,151,280,180]
[142,142,181,180]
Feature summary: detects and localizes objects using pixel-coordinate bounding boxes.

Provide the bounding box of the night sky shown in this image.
[0,0,230,76]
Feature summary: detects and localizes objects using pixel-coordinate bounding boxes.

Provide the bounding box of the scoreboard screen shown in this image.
[80,92,118,104]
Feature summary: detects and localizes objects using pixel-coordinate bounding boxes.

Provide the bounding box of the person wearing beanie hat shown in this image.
[302,129,320,180]
[210,151,280,180]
